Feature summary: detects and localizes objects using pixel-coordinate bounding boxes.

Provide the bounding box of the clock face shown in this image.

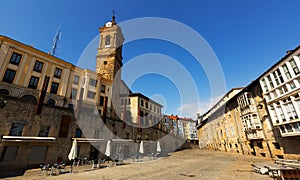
[105,22,112,27]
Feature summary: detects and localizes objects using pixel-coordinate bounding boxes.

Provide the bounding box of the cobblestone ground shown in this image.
[5,149,273,180]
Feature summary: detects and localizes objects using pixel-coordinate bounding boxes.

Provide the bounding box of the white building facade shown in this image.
[259,49,300,137]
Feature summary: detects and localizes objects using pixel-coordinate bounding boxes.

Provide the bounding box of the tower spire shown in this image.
[112,10,116,24]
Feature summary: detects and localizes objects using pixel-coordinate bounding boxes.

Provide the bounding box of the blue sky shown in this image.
[1,0,300,118]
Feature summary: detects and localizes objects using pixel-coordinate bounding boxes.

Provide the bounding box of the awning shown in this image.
[1,136,56,142]
[72,138,106,143]
[111,139,133,144]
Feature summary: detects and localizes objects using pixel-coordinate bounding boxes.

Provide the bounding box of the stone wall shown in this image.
[0,94,172,172]
[0,94,76,172]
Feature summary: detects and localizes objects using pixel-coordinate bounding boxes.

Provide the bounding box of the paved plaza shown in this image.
[3,149,273,180]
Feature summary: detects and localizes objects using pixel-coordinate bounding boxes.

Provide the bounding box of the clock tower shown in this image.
[96,15,124,81]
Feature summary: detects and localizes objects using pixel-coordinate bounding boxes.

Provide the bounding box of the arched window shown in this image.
[105,35,111,46]
[0,89,9,95]
[47,99,55,106]
[68,103,74,110]
[21,95,37,103]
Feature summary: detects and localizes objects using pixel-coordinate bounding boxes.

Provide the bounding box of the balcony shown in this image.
[245,130,264,140]
[281,131,300,137]
[240,104,258,116]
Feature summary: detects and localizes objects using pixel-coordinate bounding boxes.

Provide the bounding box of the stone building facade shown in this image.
[197,45,300,160]
[0,93,168,172]
[0,94,77,172]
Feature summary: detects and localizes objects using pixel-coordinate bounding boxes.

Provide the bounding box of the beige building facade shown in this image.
[197,45,300,160]
[0,16,167,172]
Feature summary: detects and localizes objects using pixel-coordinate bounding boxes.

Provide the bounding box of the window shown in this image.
[0,146,18,162]
[0,89,9,95]
[150,104,152,110]
[21,95,37,103]
[9,52,22,65]
[33,61,43,72]
[87,91,96,99]
[272,142,281,150]
[105,35,111,45]
[270,107,279,123]
[71,88,77,99]
[141,99,144,107]
[246,93,253,105]
[290,59,300,75]
[75,128,82,138]
[101,85,105,93]
[261,79,269,92]
[267,94,271,101]
[47,99,55,106]
[277,105,285,121]
[9,123,24,136]
[230,125,235,136]
[257,142,263,149]
[285,102,297,119]
[28,76,39,89]
[282,85,288,93]
[100,96,105,106]
[272,91,278,98]
[89,78,97,87]
[68,103,74,110]
[3,69,16,83]
[282,65,291,80]
[285,124,293,133]
[280,126,286,133]
[73,75,79,85]
[39,126,50,137]
[54,68,62,78]
[293,122,300,132]
[277,69,284,84]
[290,81,296,90]
[225,128,229,137]
[50,82,59,94]
[273,69,283,86]
[267,75,274,89]
[145,102,148,109]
